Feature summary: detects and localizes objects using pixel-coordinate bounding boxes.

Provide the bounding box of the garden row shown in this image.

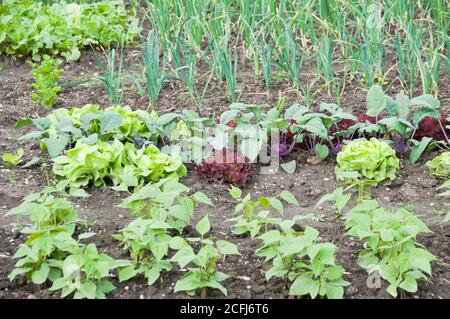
[1,0,449,110]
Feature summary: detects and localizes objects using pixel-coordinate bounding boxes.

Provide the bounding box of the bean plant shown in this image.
[256,223,349,299]
[171,215,240,298]
[227,186,299,237]
[345,200,436,298]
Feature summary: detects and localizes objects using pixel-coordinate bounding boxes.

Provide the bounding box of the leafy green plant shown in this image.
[113,217,173,285]
[114,177,214,285]
[2,148,24,167]
[335,138,400,197]
[171,215,240,298]
[316,186,352,217]
[6,180,121,299]
[17,104,160,158]
[426,152,450,179]
[117,176,213,231]
[256,224,349,299]
[48,242,122,299]
[345,200,436,298]
[0,0,140,60]
[27,56,62,108]
[52,139,186,190]
[227,186,299,237]
[8,224,79,285]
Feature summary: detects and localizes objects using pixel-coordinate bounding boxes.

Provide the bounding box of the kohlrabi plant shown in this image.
[17,104,160,158]
[28,55,62,108]
[335,138,400,198]
[256,223,349,299]
[363,85,447,163]
[226,186,299,237]
[426,152,450,179]
[171,215,240,298]
[345,200,436,298]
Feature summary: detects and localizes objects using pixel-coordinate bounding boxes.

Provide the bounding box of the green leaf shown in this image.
[22,156,41,168]
[315,143,329,159]
[118,265,139,282]
[192,192,214,206]
[279,190,299,205]
[78,232,96,240]
[79,281,97,299]
[399,273,418,293]
[15,118,33,129]
[410,137,432,164]
[99,112,123,133]
[45,135,70,158]
[195,215,210,236]
[216,240,240,256]
[413,107,440,126]
[410,95,440,109]
[49,277,66,291]
[267,197,284,214]
[157,113,179,126]
[325,284,344,299]
[281,160,296,174]
[367,85,386,117]
[31,263,50,284]
[228,186,242,199]
[290,275,319,298]
[2,148,24,166]
[174,272,199,293]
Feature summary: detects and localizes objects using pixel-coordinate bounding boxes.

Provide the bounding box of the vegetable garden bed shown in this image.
[0,0,449,300]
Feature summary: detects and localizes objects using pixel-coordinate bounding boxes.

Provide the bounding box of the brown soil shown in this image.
[0,41,449,299]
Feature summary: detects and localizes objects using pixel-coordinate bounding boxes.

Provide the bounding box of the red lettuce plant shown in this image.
[330,114,380,134]
[414,114,449,141]
[196,149,256,187]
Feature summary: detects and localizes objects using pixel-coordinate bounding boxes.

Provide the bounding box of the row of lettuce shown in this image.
[13,85,450,188]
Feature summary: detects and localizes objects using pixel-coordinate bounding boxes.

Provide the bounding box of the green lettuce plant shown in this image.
[426,152,450,179]
[335,138,400,198]
[2,148,24,167]
[52,140,186,190]
[27,55,62,108]
[0,0,140,61]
